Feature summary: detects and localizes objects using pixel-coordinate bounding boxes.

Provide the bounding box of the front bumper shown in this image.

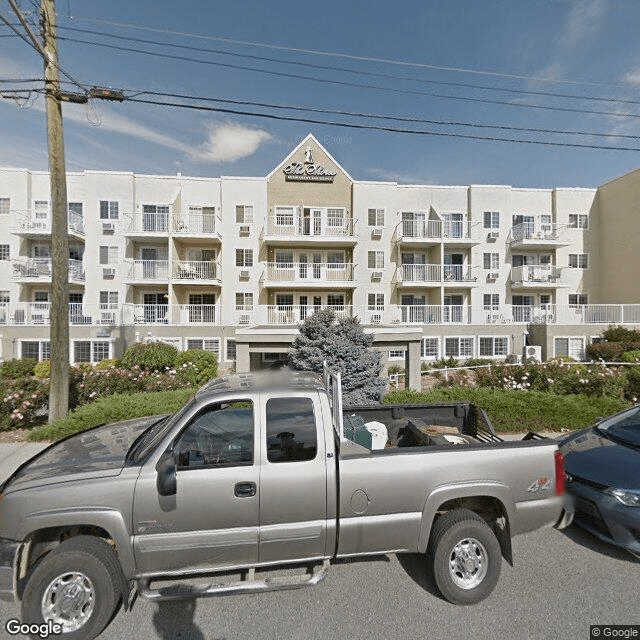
[0,537,20,602]
[567,478,640,553]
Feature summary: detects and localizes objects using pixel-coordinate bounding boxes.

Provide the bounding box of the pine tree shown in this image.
[288,309,385,405]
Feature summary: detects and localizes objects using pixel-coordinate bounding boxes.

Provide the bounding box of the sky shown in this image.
[2,0,640,188]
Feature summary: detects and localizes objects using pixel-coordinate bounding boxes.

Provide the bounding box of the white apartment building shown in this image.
[1,133,638,390]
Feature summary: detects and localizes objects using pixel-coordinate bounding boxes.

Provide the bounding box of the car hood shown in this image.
[560,427,640,489]
[3,415,168,490]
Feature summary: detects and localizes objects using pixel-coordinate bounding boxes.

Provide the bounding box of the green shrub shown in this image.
[621,350,640,363]
[1,377,49,431]
[461,358,493,367]
[383,387,628,432]
[175,349,218,387]
[1,358,37,379]
[95,358,119,370]
[34,360,51,379]
[602,326,640,343]
[586,342,627,361]
[28,388,195,442]
[431,357,459,369]
[121,341,178,371]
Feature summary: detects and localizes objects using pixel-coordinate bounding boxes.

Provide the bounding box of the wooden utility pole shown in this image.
[42,0,70,423]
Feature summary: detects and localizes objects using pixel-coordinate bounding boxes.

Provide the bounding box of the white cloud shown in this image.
[188,123,272,163]
[623,68,640,85]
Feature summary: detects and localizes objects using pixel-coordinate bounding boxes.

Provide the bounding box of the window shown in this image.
[236,249,253,267]
[483,211,500,229]
[368,251,384,269]
[266,397,317,463]
[186,338,221,359]
[568,214,588,229]
[326,208,344,227]
[569,254,588,269]
[99,291,118,308]
[0,291,9,304]
[34,200,48,219]
[445,337,474,358]
[0,245,9,261]
[68,202,83,217]
[275,206,295,226]
[142,204,169,231]
[327,293,344,307]
[483,294,500,310]
[368,293,384,308]
[175,400,254,469]
[226,339,236,362]
[569,294,588,307]
[421,337,439,359]
[21,340,50,361]
[326,251,344,268]
[479,337,508,357]
[235,205,254,224]
[483,253,499,270]
[0,198,9,215]
[99,200,119,220]
[554,337,585,361]
[389,349,406,360]
[368,208,384,226]
[99,246,119,265]
[73,340,110,363]
[235,292,253,310]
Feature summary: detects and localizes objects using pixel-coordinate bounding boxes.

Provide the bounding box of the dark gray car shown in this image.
[560,405,640,554]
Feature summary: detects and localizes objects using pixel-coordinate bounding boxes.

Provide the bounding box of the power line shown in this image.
[123,96,640,152]
[55,35,640,121]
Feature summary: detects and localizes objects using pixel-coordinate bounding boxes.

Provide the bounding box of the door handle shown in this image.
[234,481,256,497]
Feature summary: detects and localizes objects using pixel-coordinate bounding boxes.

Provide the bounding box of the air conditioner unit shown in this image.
[371,271,383,280]
[239,269,250,279]
[488,231,499,239]
[487,272,499,280]
[102,267,115,278]
[238,314,251,325]
[371,228,383,238]
[370,313,382,324]
[523,345,542,361]
[102,222,115,232]
[100,311,116,324]
[239,225,250,236]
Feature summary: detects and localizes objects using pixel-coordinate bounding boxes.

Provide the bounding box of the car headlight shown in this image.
[606,488,640,507]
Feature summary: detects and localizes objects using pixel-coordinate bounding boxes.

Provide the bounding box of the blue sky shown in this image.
[2,0,640,187]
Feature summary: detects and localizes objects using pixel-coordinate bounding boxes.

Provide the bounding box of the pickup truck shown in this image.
[0,368,571,639]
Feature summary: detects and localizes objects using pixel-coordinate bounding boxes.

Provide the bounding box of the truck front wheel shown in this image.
[21,536,122,640]
[429,508,502,605]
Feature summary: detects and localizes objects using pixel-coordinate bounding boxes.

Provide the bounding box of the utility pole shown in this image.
[41,0,70,423]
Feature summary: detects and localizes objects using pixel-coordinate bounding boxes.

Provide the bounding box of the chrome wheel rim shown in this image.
[448,537,488,589]
[41,571,95,632]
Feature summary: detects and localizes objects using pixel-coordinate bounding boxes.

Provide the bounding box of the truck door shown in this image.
[258,393,328,564]
[132,398,259,574]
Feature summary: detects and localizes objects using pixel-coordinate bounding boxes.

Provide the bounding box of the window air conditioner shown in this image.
[102,222,115,232]
[523,345,542,361]
[102,267,116,278]
[239,269,250,279]
[371,271,383,280]
[239,225,250,236]
[239,314,251,325]
[370,313,382,324]
[487,272,499,280]
[372,228,383,238]
[488,231,499,239]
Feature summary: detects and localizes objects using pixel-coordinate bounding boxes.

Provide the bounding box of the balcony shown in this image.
[11,212,85,240]
[123,304,220,325]
[171,213,220,238]
[264,262,355,287]
[124,212,170,239]
[124,260,169,283]
[264,304,353,325]
[398,220,442,245]
[510,265,560,286]
[12,258,85,282]
[398,264,477,285]
[172,261,220,283]
[0,302,119,326]
[509,223,568,249]
[264,215,356,246]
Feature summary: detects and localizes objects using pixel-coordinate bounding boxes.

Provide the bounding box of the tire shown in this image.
[429,508,502,605]
[21,536,122,640]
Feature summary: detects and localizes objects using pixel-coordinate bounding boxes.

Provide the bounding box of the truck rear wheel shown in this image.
[429,508,501,605]
[21,536,122,640]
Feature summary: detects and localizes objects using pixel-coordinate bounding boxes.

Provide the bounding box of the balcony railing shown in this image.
[399,264,476,283]
[125,260,170,280]
[125,212,170,233]
[172,213,217,234]
[400,219,442,240]
[0,302,121,326]
[172,261,219,281]
[12,213,84,236]
[510,223,563,243]
[265,216,355,238]
[511,265,560,283]
[12,258,85,281]
[265,262,354,282]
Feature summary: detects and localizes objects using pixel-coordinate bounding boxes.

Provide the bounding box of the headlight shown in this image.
[606,488,640,507]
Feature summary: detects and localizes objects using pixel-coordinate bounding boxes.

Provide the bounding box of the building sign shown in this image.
[283,148,337,182]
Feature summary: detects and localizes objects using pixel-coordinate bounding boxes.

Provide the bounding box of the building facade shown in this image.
[0,134,638,389]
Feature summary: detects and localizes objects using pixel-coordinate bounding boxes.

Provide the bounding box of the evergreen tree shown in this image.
[288,309,385,405]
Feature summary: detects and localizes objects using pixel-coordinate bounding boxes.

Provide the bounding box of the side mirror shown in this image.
[155,450,177,496]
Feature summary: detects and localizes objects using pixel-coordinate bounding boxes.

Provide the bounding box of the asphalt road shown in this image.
[1,524,638,640]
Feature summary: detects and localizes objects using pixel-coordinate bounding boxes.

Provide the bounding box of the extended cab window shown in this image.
[174,400,254,469]
[266,397,317,463]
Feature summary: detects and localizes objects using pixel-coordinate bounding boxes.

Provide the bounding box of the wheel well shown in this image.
[434,497,513,565]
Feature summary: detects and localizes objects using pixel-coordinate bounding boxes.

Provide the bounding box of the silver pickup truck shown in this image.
[0,369,571,639]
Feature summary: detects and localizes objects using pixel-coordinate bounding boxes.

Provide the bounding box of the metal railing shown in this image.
[511,265,560,283]
[172,261,219,280]
[265,216,355,237]
[265,262,354,282]
[399,219,442,240]
[399,264,476,283]
[510,222,563,242]
[171,213,217,234]
[264,304,352,325]
[12,213,84,235]
[125,260,170,280]
[11,258,84,281]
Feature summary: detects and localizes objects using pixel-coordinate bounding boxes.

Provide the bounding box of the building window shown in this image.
[236,205,253,224]
[0,291,9,303]
[275,206,295,226]
[445,337,474,358]
[569,294,588,307]
[326,251,344,268]
[99,291,118,307]
[21,340,51,361]
[368,208,385,226]
[0,245,9,261]
[568,214,588,229]
[235,292,254,310]
[327,293,345,307]
[479,336,508,357]
[186,338,221,359]
[483,294,500,310]
[99,200,119,219]
[99,246,119,265]
[68,202,83,216]
[421,337,439,359]
[368,293,384,308]
[226,339,237,362]
[568,254,588,269]
[483,253,499,270]
[73,340,110,363]
[236,249,253,267]
[483,211,500,229]
[554,337,585,361]
[0,198,9,215]
[34,200,48,219]
[389,349,406,360]
[367,251,384,269]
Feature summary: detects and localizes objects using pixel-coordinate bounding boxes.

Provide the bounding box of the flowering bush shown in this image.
[175,349,218,387]
[121,342,178,371]
[0,378,49,430]
[0,358,37,380]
